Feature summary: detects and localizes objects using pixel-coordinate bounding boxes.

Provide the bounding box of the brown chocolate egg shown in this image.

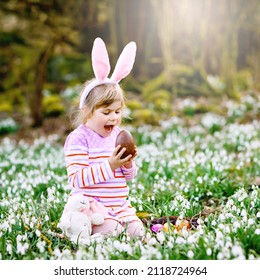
[115,130,135,159]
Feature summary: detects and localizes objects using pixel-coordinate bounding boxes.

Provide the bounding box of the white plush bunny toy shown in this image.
[58,194,106,243]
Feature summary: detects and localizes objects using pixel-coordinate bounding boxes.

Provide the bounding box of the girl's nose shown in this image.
[110,112,118,121]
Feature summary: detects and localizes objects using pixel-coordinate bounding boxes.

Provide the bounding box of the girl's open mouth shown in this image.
[104,125,114,133]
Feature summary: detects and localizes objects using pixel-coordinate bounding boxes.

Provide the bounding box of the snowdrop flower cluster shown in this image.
[0,95,259,260]
[225,94,260,118]
[201,113,226,129]
[0,117,18,132]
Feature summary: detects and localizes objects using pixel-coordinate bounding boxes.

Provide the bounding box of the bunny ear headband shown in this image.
[79,37,137,109]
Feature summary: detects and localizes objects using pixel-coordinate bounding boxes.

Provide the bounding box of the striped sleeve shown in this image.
[120,160,138,181]
[64,133,114,189]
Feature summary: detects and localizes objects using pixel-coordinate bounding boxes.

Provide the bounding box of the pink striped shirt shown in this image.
[64,125,137,210]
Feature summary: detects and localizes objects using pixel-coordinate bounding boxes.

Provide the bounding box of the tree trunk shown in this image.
[151,0,175,82]
[30,41,57,127]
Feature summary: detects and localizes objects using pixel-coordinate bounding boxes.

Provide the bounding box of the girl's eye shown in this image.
[103,112,109,115]
[116,111,121,114]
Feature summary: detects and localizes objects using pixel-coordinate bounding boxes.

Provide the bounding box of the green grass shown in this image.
[0,94,259,260]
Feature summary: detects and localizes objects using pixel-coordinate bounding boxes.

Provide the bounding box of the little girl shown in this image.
[63,38,144,237]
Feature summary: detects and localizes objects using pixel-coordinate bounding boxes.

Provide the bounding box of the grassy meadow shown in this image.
[0,94,259,260]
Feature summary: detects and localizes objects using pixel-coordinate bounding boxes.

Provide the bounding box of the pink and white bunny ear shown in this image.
[92,37,111,81]
[110,42,137,83]
[79,38,137,109]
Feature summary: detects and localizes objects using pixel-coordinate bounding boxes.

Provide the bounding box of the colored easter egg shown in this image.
[163,223,174,232]
[151,224,163,233]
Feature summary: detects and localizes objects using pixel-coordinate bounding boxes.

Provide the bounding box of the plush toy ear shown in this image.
[110,41,136,83]
[92,37,111,81]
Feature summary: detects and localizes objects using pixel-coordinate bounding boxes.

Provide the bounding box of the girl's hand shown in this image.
[109,145,133,171]
[123,145,137,169]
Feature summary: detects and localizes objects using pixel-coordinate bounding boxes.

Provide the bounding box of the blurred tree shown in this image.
[1,0,259,129]
[0,0,79,126]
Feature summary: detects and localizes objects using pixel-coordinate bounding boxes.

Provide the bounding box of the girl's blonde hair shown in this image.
[71,80,126,128]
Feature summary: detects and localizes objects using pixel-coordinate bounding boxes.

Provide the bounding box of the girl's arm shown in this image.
[120,145,138,181]
[121,160,138,181]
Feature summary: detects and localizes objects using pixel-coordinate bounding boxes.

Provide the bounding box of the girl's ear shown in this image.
[82,106,91,122]
[92,37,111,81]
[111,42,137,83]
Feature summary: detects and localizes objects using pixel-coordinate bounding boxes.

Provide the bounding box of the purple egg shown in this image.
[151,224,163,232]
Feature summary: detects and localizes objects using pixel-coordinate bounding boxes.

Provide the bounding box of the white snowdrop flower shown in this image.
[17,242,29,255]
[225,241,232,249]
[240,209,247,217]
[167,240,174,249]
[234,254,246,260]
[231,205,237,212]
[146,232,152,240]
[218,214,225,221]
[217,252,224,260]
[6,243,12,255]
[122,243,133,255]
[228,199,234,206]
[113,240,120,249]
[196,176,203,184]
[222,247,231,259]
[242,216,247,222]
[176,237,185,244]
[2,221,10,231]
[16,235,22,242]
[10,218,15,225]
[249,254,255,260]
[44,215,49,221]
[36,240,46,253]
[206,248,212,256]
[187,250,194,258]
[187,235,196,244]
[182,229,189,238]
[248,218,254,226]
[255,228,260,235]
[238,192,248,202]
[211,220,217,226]
[75,250,84,260]
[16,243,23,255]
[147,237,157,246]
[224,226,230,234]
[232,245,244,257]
[157,231,165,244]
[233,221,240,230]
[219,224,225,230]
[35,229,41,237]
[216,230,224,241]
[256,212,260,218]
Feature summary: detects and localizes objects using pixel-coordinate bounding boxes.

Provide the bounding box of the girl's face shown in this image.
[86,101,122,137]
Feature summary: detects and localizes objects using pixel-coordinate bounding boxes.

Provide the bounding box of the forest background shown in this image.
[0,0,259,136]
